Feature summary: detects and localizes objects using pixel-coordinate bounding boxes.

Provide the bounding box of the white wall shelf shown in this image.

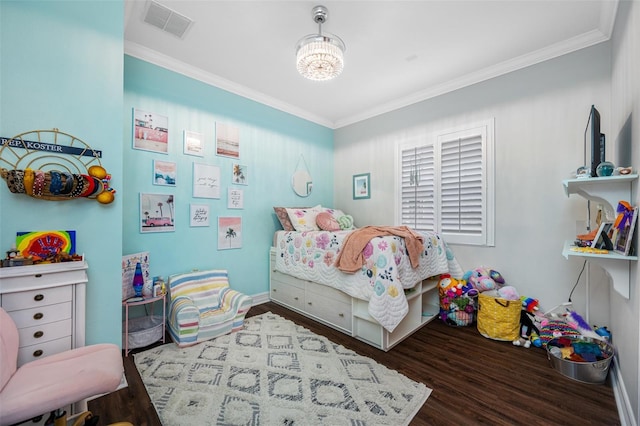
[563,174,638,212]
[562,174,638,299]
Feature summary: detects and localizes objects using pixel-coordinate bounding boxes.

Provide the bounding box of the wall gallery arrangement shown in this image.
[133,108,246,249]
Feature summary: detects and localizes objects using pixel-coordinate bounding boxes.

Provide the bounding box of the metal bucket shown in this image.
[546,336,614,384]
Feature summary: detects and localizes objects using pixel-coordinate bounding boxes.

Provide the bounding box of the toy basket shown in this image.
[439,293,477,326]
[476,291,521,341]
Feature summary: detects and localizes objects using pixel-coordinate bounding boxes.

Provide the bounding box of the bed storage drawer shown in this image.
[270,280,305,311]
[304,292,352,332]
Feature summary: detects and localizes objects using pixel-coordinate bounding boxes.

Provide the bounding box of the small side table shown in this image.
[122,294,166,356]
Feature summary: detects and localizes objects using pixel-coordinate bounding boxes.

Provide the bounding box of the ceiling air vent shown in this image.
[143,0,194,39]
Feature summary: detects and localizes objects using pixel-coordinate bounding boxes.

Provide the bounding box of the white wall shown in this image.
[610,0,640,423]
[335,43,611,321]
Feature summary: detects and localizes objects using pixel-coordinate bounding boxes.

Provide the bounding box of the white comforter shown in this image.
[274,229,463,332]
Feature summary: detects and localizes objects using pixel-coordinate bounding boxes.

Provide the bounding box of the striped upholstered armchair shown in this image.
[167,269,252,347]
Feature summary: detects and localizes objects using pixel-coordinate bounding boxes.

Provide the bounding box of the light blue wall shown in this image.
[123,56,334,297]
[0,1,124,345]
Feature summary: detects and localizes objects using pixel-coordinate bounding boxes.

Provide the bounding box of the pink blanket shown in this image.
[335,225,424,273]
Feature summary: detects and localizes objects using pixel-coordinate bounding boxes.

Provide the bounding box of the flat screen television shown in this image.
[590,105,605,177]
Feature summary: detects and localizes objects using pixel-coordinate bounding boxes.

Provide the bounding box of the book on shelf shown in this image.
[612,206,638,256]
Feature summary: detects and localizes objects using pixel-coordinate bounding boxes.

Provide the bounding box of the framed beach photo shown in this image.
[184,130,204,157]
[215,122,240,158]
[353,173,371,199]
[133,108,169,154]
[140,193,175,233]
[153,159,176,186]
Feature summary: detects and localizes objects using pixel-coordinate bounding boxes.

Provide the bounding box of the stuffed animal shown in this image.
[512,310,540,349]
[498,285,519,301]
[438,274,477,326]
[463,267,504,292]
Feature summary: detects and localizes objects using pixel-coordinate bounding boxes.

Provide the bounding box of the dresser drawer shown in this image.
[2,285,72,311]
[0,266,87,292]
[18,318,72,347]
[17,336,72,365]
[270,280,305,310]
[305,293,352,332]
[8,301,72,328]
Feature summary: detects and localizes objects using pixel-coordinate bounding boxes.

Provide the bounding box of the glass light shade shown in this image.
[296,35,345,81]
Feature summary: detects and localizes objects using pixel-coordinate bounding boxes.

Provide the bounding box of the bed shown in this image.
[269,206,464,351]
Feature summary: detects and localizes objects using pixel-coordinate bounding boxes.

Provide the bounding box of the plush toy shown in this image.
[438,274,477,326]
[512,310,540,349]
[498,285,519,301]
[566,310,601,339]
[463,267,504,292]
[337,215,354,230]
[538,319,581,347]
[521,297,539,314]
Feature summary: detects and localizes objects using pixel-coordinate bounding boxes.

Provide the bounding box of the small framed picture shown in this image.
[353,173,371,200]
[218,216,242,250]
[216,122,240,158]
[193,163,220,199]
[189,203,210,227]
[232,164,247,185]
[591,222,614,250]
[153,159,176,186]
[140,193,175,233]
[132,108,169,154]
[184,130,204,157]
[228,188,243,209]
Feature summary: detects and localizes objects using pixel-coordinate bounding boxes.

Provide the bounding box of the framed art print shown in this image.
[190,204,210,227]
[140,193,175,233]
[153,159,176,186]
[353,173,371,199]
[215,122,240,158]
[228,188,243,209]
[184,130,204,157]
[232,163,247,185]
[193,163,220,199]
[218,216,242,250]
[132,108,169,154]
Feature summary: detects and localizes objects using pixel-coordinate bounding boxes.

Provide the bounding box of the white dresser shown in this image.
[0,261,87,366]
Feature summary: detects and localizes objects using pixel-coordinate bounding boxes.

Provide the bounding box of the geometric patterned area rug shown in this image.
[134,312,431,425]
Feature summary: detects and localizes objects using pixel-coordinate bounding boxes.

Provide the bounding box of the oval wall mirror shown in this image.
[292,170,312,197]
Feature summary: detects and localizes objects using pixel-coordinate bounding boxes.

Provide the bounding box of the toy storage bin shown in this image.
[546,336,614,384]
[122,315,164,349]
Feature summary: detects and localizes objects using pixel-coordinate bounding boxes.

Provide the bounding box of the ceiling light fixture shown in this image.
[296,5,345,81]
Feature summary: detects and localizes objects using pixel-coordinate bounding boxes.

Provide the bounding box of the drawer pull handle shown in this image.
[307,302,312,306]
[33,313,44,320]
[294,297,299,300]
[34,331,44,338]
[34,294,44,301]
[33,349,43,357]
[339,313,344,317]
[272,289,277,292]
[34,274,42,278]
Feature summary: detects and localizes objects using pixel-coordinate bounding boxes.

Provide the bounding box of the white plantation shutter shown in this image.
[439,133,484,244]
[401,145,435,230]
[397,120,494,246]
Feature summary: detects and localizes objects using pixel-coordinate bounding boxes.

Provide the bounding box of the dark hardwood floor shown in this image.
[89,302,620,425]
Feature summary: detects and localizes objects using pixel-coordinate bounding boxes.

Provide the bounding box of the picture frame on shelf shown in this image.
[353,173,371,200]
[591,221,614,250]
[613,206,638,256]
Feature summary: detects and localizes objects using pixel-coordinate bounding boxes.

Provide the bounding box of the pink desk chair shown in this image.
[0,307,123,426]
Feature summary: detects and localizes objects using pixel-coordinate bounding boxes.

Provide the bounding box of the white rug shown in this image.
[134,312,431,425]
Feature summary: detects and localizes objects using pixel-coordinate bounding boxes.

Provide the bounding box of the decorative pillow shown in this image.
[274,207,301,231]
[286,205,322,232]
[316,212,341,231]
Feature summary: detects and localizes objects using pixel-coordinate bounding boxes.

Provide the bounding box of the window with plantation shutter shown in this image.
[396,119,494,246]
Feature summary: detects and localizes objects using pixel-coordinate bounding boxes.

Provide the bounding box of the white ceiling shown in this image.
[124,0,618,129]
